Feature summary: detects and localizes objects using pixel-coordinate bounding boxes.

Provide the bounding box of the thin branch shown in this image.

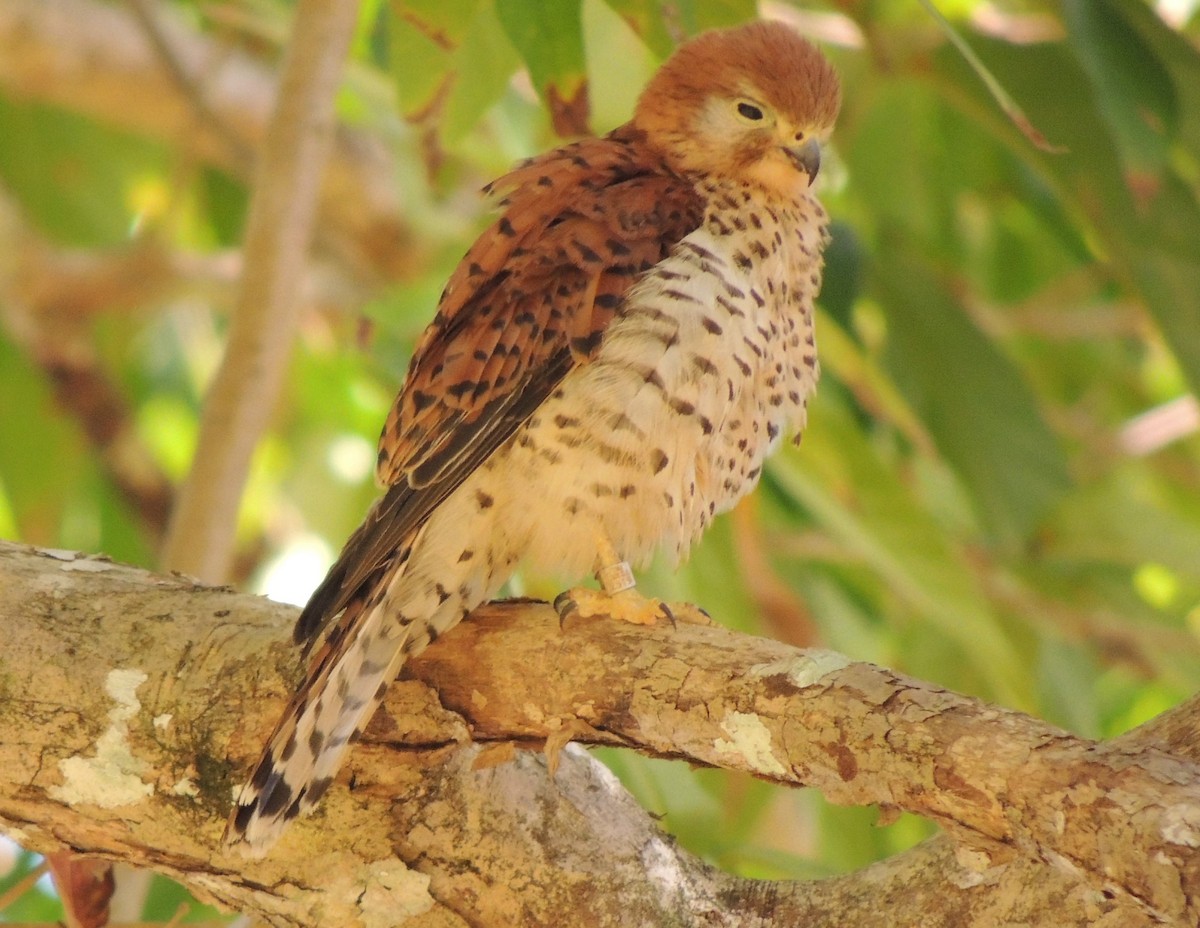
[160,0,361,581]
[0,541,1192,927]
[915,0,1065,153]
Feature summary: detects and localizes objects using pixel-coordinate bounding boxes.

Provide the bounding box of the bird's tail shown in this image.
[222,589,411,856]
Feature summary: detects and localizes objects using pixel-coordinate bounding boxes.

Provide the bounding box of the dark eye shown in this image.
[737,102,764,121]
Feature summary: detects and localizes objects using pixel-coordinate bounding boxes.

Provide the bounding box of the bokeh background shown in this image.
[2,0,1199,922]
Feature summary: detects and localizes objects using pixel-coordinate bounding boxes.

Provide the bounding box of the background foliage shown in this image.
[2,0,1199,921]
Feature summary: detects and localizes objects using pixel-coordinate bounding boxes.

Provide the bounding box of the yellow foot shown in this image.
[553,587,713,627]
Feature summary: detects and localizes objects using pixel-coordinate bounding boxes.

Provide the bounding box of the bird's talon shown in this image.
[553,591,579,626]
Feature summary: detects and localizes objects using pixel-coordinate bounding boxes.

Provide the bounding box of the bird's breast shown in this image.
[499,182,828,577]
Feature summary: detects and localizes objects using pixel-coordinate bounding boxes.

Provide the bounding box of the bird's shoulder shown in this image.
[376,125,706,488]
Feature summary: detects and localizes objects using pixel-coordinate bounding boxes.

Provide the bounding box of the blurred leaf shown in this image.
[875,240,1072,546]
[1128,172,1200,400]
[678,0,756,32]
[818,221,865,331]
[0,339,84,541]
[582,0,658,132]
[1048,473,1200,585]
[773,395,1031,707]
[0,98,165,246]
[917,0,1062,152]
[441,5,522,143]
[1110,0,1200,158]
[197,167,248,246]
[930,34,1200,396]
[1063,0,1177,174]
[597,0,676,57]
[1036,635,1102,737]
[389,0,521,142]
[496,0,588,133]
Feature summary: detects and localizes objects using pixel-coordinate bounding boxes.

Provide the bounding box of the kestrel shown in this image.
[226,19,840,853]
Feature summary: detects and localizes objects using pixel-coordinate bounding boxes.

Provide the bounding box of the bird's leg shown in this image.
[554,535,712,627]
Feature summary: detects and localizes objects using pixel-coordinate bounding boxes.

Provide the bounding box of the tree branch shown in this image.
[160,0,360,581]
[0,541,1195,927]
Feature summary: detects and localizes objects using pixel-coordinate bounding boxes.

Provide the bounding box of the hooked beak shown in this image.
[784,137,822,186]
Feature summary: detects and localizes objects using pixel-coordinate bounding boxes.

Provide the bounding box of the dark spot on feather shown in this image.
[308,776,334,805]
[234,801,256,833]
[572,331,604,356]
[261,781,293,818]
[663,288,701,304]
[716,295,745,317]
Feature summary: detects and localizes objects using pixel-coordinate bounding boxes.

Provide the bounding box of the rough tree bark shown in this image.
[1,541,1196,927]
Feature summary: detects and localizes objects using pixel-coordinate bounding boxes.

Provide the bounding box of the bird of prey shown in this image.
[225,18,840,854]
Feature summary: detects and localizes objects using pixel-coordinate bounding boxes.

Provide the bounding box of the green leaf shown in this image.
[677,0,755,32]
[441,5,522,143]
[927,33,1200,396]
[874,240,1072,546]
[596,0,676,57]
[1128,172,1200,400]
[1063,0,1177,174]
[772,395,1032,707]
[818,220,865,331]
[389,0,477,118]
[0,337,84,539]
[582,0,658,132]
[0,97,166,246]
[496,0,587,117]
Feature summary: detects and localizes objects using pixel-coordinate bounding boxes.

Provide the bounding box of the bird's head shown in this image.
[633,21,841,197]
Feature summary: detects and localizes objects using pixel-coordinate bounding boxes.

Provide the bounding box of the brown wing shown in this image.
[295,125,703,646]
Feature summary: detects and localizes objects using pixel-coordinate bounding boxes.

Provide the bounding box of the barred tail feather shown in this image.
[222,593,410,855]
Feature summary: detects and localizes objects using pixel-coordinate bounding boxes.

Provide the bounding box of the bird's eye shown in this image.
[737,101,764,121]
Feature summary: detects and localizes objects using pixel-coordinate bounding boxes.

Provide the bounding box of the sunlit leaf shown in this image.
[496,0,588,134]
